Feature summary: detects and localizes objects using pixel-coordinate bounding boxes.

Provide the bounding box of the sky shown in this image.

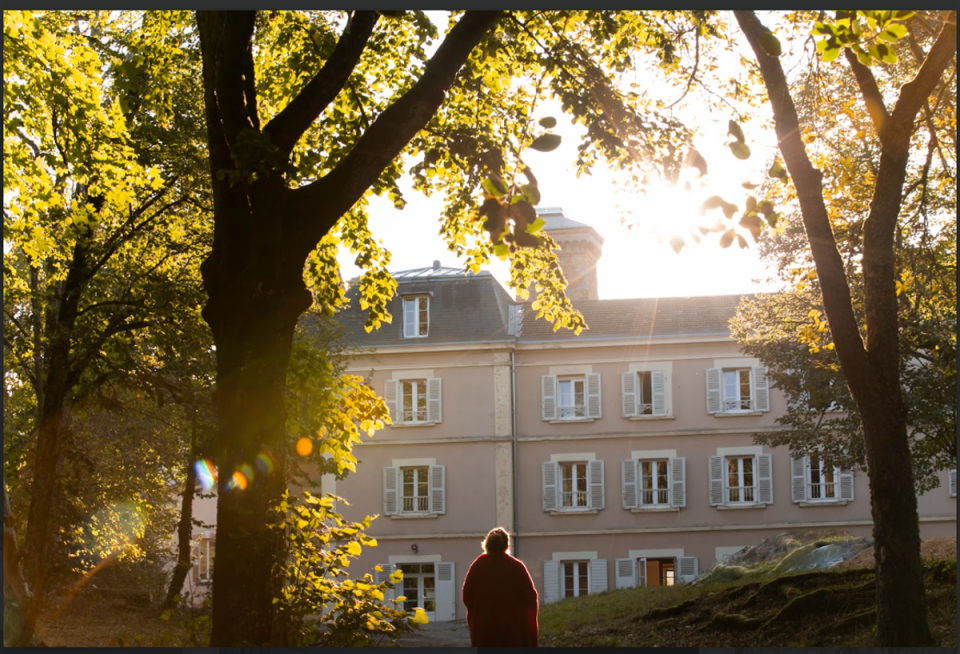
[337,15,785,301]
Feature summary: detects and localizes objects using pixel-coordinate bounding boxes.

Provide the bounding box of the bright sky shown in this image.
[337,14,784,301]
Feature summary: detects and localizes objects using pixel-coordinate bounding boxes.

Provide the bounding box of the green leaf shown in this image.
[481,177,507,197]
[768,159,788,181]
[519,184,541,205]
[494,243,510,260]
[526,217,546,234]
[728,120,745,143]
[878,23,907,42]
[529,133,562,152]
[765,211,779,228]
[760,31,782,58]
[729,141,751,160]
[822,44,842,61]
[538,116,557,128]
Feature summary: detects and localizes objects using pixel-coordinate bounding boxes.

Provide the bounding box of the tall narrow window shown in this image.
[403,296,429,338]
[722,369,752,412]
[195,534,215,583]
[562,561,589,598]
[558,377,586,419]
[560,462,588,508]
[808,455,838,500]
[639,460,669,506]
[726,456,755,503]
[400,380,427,423]
[402,467,430,512]
[399,563,436,612]
[637,371,653,415]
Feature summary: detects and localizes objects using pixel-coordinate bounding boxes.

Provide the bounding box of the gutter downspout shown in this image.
[511,348,519,557]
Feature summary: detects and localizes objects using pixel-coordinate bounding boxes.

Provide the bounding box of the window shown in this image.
[708,454,773,507]
[615,555,698,589]
[193,533,215,583]
[542,374,601,421]
[384,378,442,425]
[621,457,686,510]
[558,377,586,419]
[791,455,854,503]
[402,467,430,512]
[400,563,436,612]
[403,296,429,338]
[401,380,427,423]
[543,460,604,512]
[706,366,770,414]
[562,561,590,598]
[560,462,588,508]
[621,370,669,417]
[383,465,446,516]
[950,469,958,498]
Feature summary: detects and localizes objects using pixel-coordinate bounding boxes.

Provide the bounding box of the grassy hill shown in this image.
[540,551,956,647]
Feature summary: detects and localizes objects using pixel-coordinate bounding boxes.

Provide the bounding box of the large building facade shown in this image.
[325,207,957,622]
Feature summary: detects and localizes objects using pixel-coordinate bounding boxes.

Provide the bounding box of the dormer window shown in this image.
[403,296,429,338]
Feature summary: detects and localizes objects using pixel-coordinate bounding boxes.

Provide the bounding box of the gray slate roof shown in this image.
[517,294,746,341]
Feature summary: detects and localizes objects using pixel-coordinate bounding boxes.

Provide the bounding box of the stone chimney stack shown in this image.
[527,207,604,302]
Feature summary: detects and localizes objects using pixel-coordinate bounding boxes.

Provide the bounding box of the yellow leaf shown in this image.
[346,541,362,556]
[414,607,429,624]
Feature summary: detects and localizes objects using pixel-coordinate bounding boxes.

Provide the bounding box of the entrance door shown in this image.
[399,563,436,620]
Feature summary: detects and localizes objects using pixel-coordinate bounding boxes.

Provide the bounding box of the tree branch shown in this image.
[843,48,890,135]
[733,10,872,385]
[263,11,379,154]
[290,11,503,248]
[197,11,258,146]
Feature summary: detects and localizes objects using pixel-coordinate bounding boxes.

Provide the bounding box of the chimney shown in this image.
[527,207,603,302]
[433,260,441,270]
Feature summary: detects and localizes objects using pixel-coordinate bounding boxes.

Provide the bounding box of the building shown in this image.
[327,207,956,622]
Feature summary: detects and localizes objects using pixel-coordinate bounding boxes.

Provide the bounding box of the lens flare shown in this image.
[195,459,217,491]
[255,449,277,475]
[226,471,248,491]
[295,437,313,457]
[239,463,255,484]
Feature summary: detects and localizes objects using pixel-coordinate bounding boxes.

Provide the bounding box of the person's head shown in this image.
[482,527,510,555]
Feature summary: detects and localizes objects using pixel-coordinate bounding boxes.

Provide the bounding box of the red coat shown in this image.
[461,552,539,647]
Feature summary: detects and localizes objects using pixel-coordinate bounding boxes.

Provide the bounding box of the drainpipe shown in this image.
[511,349,519,557]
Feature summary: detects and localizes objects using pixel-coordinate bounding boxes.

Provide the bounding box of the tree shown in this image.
[727,10,956,645]
[194,9,695,644]
[3,11,210,643]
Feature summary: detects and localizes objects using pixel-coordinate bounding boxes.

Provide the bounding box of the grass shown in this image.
[539,561,957,647]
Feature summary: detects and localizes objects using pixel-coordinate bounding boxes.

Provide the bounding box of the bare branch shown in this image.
[263,11,379,154]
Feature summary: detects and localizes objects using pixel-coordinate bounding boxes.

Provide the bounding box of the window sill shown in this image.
[390,422,437,428]
[798,500,849,507]
[630,506,679,513]
[716,503,767,510]
[548,509,599,515]
[389,513,439,520]
[628,415,675,421]
[548,418,596,424]
[713,411,764,418]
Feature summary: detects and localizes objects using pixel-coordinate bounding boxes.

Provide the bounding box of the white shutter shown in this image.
[542,375,558,421]
[709,455,724,506]
[706,368,721,414]
[621,371,637,417]
[615,558,636,589]
[839,467,855,501]
[637,557,647,587]
[586,373,602,419]
[374,563,396,601]
[651,370,667,416]
[622,459,638,509]
[669,457,686,508]
[950,469,957,498]
[542,461,558,511]
[588,460,605,510]
[435,562,456,621]
[791,457,808,503]
[383,466,399,515]
[757,454,773,504]
[753,367,770,412]
[403,299,416,337]
[543,560,560,604]
[427,377,442,423]
[384,380,399,424]
[429,465,445,514]
[589,559,608,594]
[677,556,698,583]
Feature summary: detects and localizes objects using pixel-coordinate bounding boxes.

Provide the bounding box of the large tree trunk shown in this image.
[4,483,34,647]
[734,10,955,645]
[163,408,200,610]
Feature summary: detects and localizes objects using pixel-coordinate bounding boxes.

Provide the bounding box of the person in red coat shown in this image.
[461,527,539,647]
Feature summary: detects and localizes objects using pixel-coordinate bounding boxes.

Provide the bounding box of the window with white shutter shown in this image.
[388,378,441,425]
[543,560,561,604]
[545,374,600,421]
[435,562,456,621]
[792,455,853,504]
[588,460,605,510]
[546,459,603,512]
[677,556,699,584]
[949,469,957,498]
[426,378,442,423]
[387,465,445,516]
[614,558,636,589]
[383,466,399,515]
[542,461,559,511]
[429,465,446,514]
[588,559,608,594]
[669,457,686,508]
[586,373,602,419]
[710,453,773,507]
[623,370,669,418]
[621,459,638,509]
[542,375,558,421]
[621,371,637,417]
[706,366,771,414]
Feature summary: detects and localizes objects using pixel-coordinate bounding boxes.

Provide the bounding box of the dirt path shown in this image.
[397,619,472,647]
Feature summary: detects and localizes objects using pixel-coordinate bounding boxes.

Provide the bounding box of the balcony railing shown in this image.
[727,485,755,503]
[640,488,669,505]
[402,496,429,512]
[561,490,588,508]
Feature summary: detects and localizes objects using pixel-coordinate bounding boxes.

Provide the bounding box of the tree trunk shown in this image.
[163,408,200,610]
[4,483,35,647]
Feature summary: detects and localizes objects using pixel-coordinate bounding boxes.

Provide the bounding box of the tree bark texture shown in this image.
[195,10,502,644]
[734,10,955,645]
[163,409,200,610]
